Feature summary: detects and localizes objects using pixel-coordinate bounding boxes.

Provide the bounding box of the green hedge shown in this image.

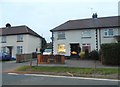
[101,43,120,65]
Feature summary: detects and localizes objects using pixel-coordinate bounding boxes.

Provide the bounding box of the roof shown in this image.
[46,42,52,49]
[0,25,42,38]
[50,16,120,32]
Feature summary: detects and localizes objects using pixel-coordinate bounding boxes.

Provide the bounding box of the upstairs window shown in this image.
[1,36,6,43]
[82,30,91,38]
[17,35,23,42]
[104,29,114,37]
[57,32,65,40]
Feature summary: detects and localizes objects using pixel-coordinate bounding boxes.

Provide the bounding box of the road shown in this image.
[2,73,119,85]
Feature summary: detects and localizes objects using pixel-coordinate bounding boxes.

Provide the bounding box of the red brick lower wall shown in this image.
[37,55,65,64]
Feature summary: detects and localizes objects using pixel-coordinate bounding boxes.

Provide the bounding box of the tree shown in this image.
[40,38,47,54]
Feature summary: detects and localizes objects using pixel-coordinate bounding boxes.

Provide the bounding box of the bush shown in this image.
[101,43,120,65]
[80,52,85,59]
[88,50,99,60]
[84,49,89,59]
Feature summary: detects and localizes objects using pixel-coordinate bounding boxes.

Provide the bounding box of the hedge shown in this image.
[101,43,120,65]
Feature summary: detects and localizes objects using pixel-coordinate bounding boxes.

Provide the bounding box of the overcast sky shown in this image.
[0,0,119,42]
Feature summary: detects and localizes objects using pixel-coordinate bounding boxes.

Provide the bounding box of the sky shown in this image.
[0,0,119,42]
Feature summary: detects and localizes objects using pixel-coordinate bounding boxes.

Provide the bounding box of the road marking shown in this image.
[8,73,120,82]
[8,73,19,75]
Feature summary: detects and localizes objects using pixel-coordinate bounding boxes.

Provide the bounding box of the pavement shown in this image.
[36,59,118,68]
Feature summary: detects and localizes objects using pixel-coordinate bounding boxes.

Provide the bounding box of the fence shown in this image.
[16,53,65,64]
[37,54,65,64]
[16,54,32,63]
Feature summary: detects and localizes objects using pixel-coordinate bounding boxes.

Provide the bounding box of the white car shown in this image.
[43,49,52,55]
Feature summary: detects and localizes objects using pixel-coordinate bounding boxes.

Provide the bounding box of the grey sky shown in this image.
[0,0,119,42]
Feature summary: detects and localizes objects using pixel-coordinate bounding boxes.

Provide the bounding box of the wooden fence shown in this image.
[16,54,35,63]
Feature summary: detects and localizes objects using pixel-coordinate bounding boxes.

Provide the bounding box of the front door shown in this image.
[7,46,13,57]
[70,43,80,58]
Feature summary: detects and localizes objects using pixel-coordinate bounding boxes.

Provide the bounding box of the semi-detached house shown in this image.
[0,24,43,58]
[50,16,120,57]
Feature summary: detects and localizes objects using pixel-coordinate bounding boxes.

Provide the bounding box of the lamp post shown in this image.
[92,13,98,78]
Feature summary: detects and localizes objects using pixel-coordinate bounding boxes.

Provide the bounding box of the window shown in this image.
[1,36,6,43]
[82,30,91,38]
[82,44,91,52]
[17,46,23,54]
[57,44,66,53]
[57,32,65,40]
[17,35,23,42]
[1,47,6,53]
[104,29,114,37]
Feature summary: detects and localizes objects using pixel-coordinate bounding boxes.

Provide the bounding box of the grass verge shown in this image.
[16,66,119,76]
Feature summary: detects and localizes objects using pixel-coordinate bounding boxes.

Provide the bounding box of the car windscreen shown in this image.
[44,49,52,52]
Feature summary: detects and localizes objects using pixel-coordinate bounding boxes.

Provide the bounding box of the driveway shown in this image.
[37,59,118,68]
[2,61,31,72]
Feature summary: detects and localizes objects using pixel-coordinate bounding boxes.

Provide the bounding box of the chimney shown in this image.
[92,13,98,19]
[6,23,11,28]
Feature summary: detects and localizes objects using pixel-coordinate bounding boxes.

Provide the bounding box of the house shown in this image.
[0,23,43,58]
[50,16,120,57]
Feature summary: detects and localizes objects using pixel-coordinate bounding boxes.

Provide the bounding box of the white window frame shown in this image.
[1,36,6,43]
[17,35,23,42]
[82,43,91,52]
[57,32,65,40]
[57,44,66,53]
[82,30,91,38]
[104,29,114,37]
[17,46,23,54]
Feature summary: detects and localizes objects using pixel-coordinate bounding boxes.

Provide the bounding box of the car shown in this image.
[0,52,16,61]
[43,49,52,55]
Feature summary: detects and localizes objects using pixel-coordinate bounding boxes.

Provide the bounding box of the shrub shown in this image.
[101,43,120,65]
[80,52,85,59]
[88,50,99,60]
[84,49,89,59]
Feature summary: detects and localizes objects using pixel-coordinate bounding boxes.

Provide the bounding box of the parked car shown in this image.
[0,52,16,61]
[43,49,52,55]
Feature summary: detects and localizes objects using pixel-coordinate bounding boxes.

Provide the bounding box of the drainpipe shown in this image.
[51,31,54,55]
[95,28,98,51]
[99,28,101,50]
[92,13,98,51]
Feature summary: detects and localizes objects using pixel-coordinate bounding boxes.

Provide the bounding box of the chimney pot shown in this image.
[6,23,11,28]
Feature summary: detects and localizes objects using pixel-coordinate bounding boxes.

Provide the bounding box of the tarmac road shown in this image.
[2,73,119,85]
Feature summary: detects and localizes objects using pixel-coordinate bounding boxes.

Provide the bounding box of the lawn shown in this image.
[16,66,119,79]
